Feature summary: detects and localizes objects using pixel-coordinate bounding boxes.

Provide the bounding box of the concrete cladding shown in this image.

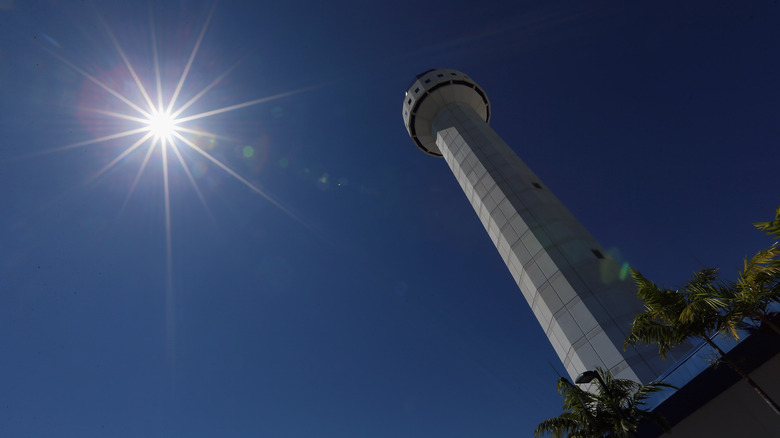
[402,69,679,384]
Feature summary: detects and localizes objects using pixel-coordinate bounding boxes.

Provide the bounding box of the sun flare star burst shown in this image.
[40,6,315,364]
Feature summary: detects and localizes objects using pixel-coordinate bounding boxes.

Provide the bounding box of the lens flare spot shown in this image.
[278,157,289,168]
[317,173,330,190]
[242,146,254,158]
[619,262,630,281]
[195,135,217,150]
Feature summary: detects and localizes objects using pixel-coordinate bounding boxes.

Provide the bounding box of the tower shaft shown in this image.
[402,69,680,384]
[432,101,661,382]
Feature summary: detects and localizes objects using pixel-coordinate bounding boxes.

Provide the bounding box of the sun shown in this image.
[41,5,309,219]
[36,6,317,363]
[146,108,178,142]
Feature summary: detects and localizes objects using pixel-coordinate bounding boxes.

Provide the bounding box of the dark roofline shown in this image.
[637,324,780,437]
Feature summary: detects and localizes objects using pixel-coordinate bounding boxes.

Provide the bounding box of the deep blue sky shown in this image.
[1,1,779,436]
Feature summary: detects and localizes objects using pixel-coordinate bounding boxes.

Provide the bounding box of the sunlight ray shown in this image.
[169,57,244,119]
[23,127,150,159]
[161,139,175,365]
[46,49,151,118]
[97,13,156,111]
[175,87,315,124]
[169,141,214,221]
[90,131,155,182]
[77,107,150,124]
[162,138,172,276]
[166,2,216,113]
[150,14,164,110]
[172,131,308,226]
[119,140,157,215]
[175,126,243,143]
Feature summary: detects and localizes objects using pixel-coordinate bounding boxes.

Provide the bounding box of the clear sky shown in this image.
[1,0,779,436]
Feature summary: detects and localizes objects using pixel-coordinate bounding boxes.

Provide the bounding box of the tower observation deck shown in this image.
[402,68,680,384]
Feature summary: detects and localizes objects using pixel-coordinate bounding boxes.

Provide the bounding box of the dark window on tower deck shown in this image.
[450,72,457,76]
[425,79,431,83]
[592,250,605,259]
[532,182,542,189]
[407,98,412,105]
[437,73,444,77]
[414,87,420,93]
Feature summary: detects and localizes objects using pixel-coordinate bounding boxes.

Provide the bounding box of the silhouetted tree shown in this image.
[535,369,672,438]
[626,266,780,415]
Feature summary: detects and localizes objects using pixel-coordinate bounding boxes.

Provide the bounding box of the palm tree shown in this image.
[734,206,780,335]
[702,207,780,337]
[670,207,780,338]
[669,206,780,338]
[625,268,780,415]
[727,243,780,336]
[534,369,672,438]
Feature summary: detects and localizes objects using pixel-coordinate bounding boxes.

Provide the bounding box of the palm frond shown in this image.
[753,206,780,238]
[626,301,689,358]
[534,416,582,438]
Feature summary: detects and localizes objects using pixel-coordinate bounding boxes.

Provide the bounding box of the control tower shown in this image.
[402,69,676,384]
